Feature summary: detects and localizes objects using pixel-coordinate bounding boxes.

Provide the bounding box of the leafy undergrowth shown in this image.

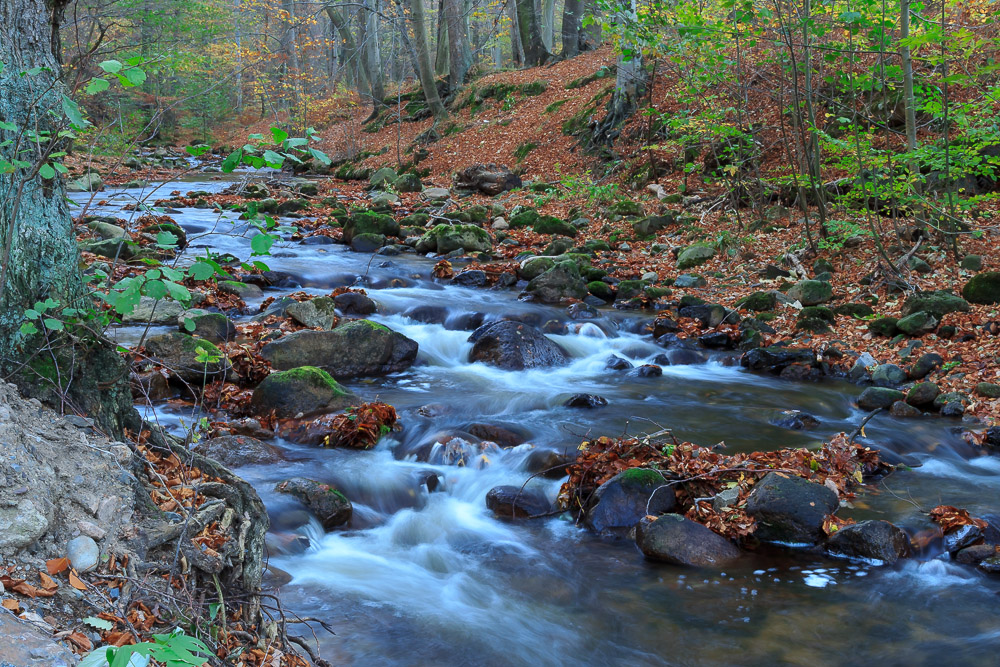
[559,431,891,540]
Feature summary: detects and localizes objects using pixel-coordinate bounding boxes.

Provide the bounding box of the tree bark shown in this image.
[541,0,555,52]
[444,0,472,88]
[400,0,449,120]
[515,0,551,66]
[362,0,385,101]
[0,0,132,436]
[578,0,601,51]
[593,0,645,143]
[325,6,372,99]
[506,0,524,66]
[561,0,581,57]
[435,0,450,76]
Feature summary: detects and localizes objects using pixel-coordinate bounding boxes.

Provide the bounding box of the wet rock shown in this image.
[67,535,99,572]
[275,478,352,530]
[333,292,377,316]
[567,302,599,320]
[466,423,525,447]
[896,311,938,336]
[679,304,732,328]
[745,472,839,545]
[787,279,833,305]
[826,520,910,564]
[909,352,943,379]
[286,296,338,329]
[673,274,707,288]
[629,364,663,377]
[901,290,970,317]
[467,320,568,370]
[66,172,103,192]
[584,468,676,536]
[343,211,399,242]
[978,556,1000,574]
[635,514,740,566]
[350,233,385,252]
[193,435,285,467]
[605,355,633,371]
[699,331,732,348]
[741,346,815,373]
[677,245,716,270]
[871,363,907,387]
[453,269,488,287]
[133,370,175,400]
[564,394,608,408]
[941,401,966,417]
[88,220,126,239]
[454,163,522,195]
[218,280,262,299]
[261,321,418,378]
[857,387,906,410]
[963,272,1000,304]
[251,366,358,418]
[524,448,574,477]
[906,382,940,407]
[145,332,232,382]
[301,234,336,245]
[416,224,493,254]
[889,401,921,418]
[848,352,878,381]
[770,410,820,430]
[178,309,237,342]
[122,296,186,324]
[486,485,552,519]
[526,260,588,303]
[954,544,998,566]
[944,524,982,554]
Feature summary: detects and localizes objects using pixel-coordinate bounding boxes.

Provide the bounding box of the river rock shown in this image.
[286,296,338,329]
[0,499,48,551]
[193,435,285,467]
[745,472,839,545]
[954,544,998,566]
[275,478,352,530]
[343,211,399,242]
[66,172,103,192]
[144,332,232,382]
[261,321,418,377]
[88,220,126,239]
[629,364,663,377]
[67,535,99,572]
[564,394,608,408]
[453,163,522,195]
[178,309,237,342]
[584,468,676,536]
[251,366,357,418]
[741,346,815,373]
[0,610,77,667]
[635,514,741,566]
[909,352,943,379]
[980,558,1000,576]
[826,519,910,564]
[122,296,186,324]
[416,224,492,254]
[485,485,552,519]
[526,260,588,303]
[334,291,377,315]
[467,321,568,370]
[787,279,833,305]
[857,387,905,410]
[896,311,938,336]
[901,291,970,318]
[871,363,907,387]
[605,355,633,371]
[677,245,715,270]
[906,382,940,407]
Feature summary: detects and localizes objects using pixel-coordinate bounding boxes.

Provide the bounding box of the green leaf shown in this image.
[0,120,16,131]
[143,279,167,300]
[164,281,191,303]
[99,59,123,73]
[262,150,285,168]
[284,137,308,149]
[83,616,114,631]
[183,318,196,332]
[160,266,183,282]
[39,163,55,179]
[308,147,331,166]
[185,144,211,157]
[188,261,215,281]
[221,149,243,173]
[271,127,289,145]
[19,322,38,336]
[155,231,178,248]
[61,95,89,129]
[250,233,275,256]
[124,67,147,87]
[86,78,110,94]
[43,318,64,331]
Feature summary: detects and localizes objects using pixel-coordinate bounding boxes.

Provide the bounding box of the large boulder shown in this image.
[251,366,358,418]
[485,485,552,519]
[274,478,352,530]
[66,172,103,192]
[741,346,815,373]
[584,468,676,536]
[144,332,232,382]
[677,245,716,270]
[825,519,910,564]
[286,296,338,329]
[415,224,493,254]
[122,296,186,324]
[787,280,833,305]
[453,163,522,195]
[901,291,970,318]
[857,387,905,410]
[178,309,237,342]
[526,260,587,303]
[467,321,569,370]
[962,272,1000,304]
[635,514,741,566]
[342,211,399,242]
[193,435,285,467]
[260,321,418,378]
[745,472,839,545]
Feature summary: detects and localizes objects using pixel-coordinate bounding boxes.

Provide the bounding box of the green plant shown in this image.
[79,628,212,667]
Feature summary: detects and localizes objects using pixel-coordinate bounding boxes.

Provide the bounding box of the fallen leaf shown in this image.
[68,570,87,591]
[1,599,19,612]
[46,558,70,575]
[38,572,57,591]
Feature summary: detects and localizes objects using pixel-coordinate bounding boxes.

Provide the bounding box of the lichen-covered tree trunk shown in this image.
[325,6,371,96]
[507,0,525,66]
[561,0,582,58]
[443,0,472,88]
[515,0,551,66]
[403,0,449,121]
[435,0,450,77]
[0,0,132,436]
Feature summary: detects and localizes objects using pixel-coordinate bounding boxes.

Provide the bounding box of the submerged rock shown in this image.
[275,478,352,530]
[564,394,608,408]
[251,366,357,418]
[745,472,838,545]
[485,485,552,519]
[585,468,676,537]
[857,387,905,410]
[261,321,418,378]
[635,515,741,566]
[826,520,910,564]
[467,320,568,370]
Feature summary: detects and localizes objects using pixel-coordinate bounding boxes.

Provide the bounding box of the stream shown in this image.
[72,176,1000,665]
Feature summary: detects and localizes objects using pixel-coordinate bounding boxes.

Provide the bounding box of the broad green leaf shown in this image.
[221,149,242,173]
[124,67,147,86]
[61,95,88,129]
[19,322,38,336]
[83,616,114,631]
[39,163,55,179]
[250,233,275,256]
[308,147,331,166]
[155,231,178,248]
[271,127,289,145]
[164,281,191,303]
[86,78,110,94]
[99,60,123,73]
[0,120,16,131]
[188,261,215,281]
[43,318,64,331]
[160,266,183,282]
[183,318,196,332]
[143,279,167,300]
[262,150,285,167]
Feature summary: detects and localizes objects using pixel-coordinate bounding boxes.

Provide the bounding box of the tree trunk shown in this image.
[593,0,645,143]
[325,6,372,101]
[401,0,449,120]
[280,0,300,110]
[444,0,472,88]
[900,0,918,163]
[435,0,450,76]
[578,0,601,51]
[541,0,555,52]
[562,0,581,58]
[0,0,132,436]
[507,0,524,66]
[363,0,386,101]
[515,0,551,66]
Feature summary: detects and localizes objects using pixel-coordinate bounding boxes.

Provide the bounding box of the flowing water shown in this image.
[73,177,1000,665]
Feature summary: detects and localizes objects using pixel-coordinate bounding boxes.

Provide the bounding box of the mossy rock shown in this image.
[835,303,875,318]
[962,272,1000,305]
[343,211,400,241]
[901,290,969,317]
[509,209,540,228]
[610,200,644,217]
[400,213,430,227]
[787,279,833,305]
[464,205,490,223]
[519,256,555,280]
[581,266,608,282]
[584,239,611,253]
[526,260,587,303]
[251,366,356,418]
[144,332,232,383]
[868,317,899,337]
[677,245,716,270]
[616,280,647,301]
[543,237,575,256]
[218,280,263,299]
[736,291,777,312]
[533,216,577,237]
[415,224,492,254]
[588,281,615,301]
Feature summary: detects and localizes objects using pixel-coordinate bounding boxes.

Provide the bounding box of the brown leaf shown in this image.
[38,572,58,591]
[68,570,87,591]
[46,557,70,575]
[1,599,19,612]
